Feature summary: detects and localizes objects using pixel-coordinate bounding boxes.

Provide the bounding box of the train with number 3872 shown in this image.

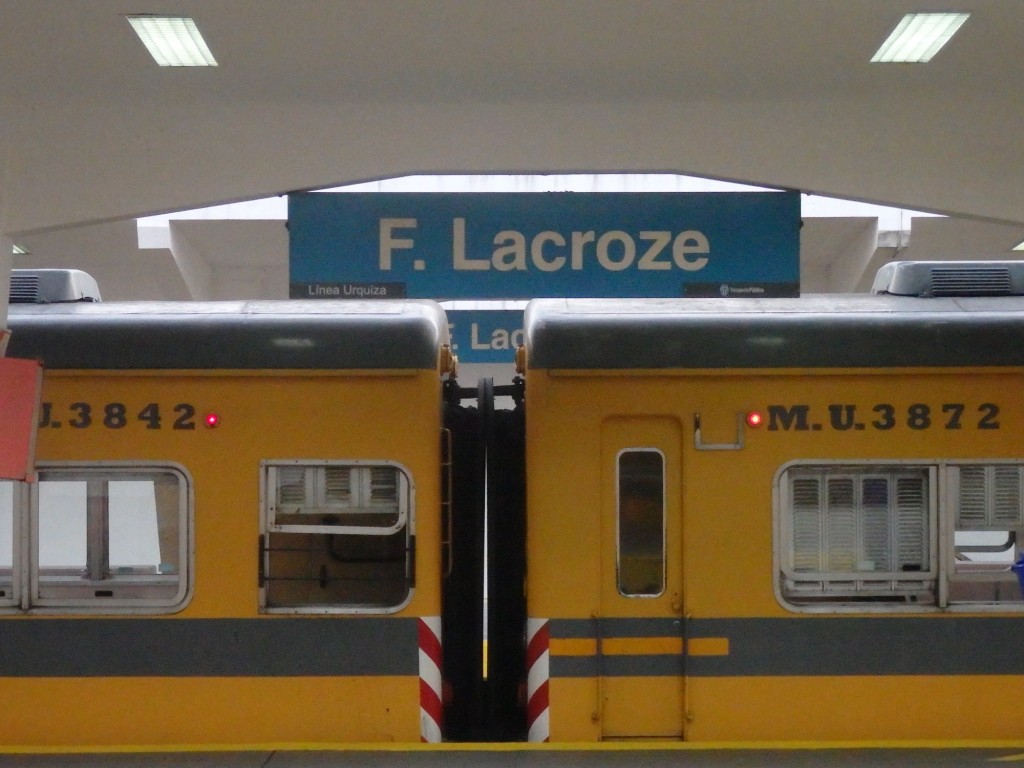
[2,260,1024,749]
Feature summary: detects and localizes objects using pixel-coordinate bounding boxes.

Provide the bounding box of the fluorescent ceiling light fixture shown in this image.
[1013,240,1024,252]
[871,12,969,63]
[11,244,29,255]
[126,15,218,67]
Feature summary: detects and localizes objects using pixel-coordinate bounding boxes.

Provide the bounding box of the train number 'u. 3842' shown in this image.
[37,401,201,430]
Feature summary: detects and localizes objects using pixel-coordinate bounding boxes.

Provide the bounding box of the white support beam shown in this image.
[168,222,213,301]
[169,220,288,300]
[0,232,11,332]
[829,218,882,294]
[1,177,10,329]
[15,220,192,301]
[799,218,879,293]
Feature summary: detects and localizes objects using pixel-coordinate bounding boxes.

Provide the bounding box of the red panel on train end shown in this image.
[0,355,42,481]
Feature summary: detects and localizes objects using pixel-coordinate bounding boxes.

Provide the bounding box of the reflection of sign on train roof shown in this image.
[288,191,800,301]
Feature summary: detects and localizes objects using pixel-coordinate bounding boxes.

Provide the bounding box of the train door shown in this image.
[597,416,684,739]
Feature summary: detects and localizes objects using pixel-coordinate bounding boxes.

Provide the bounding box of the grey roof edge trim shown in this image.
[6,300,451,371]
[523,298,1024,370]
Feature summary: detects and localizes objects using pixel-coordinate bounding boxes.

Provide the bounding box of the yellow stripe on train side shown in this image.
[547,636,728,657]
[549,638,599,656]
[601,637,684,655]
[686,637,730,656]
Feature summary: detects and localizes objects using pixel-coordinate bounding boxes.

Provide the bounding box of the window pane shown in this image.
[369,467,399,506]
[895,476,928,571]
[264,528,409,609]
[617,450,665,597]
[0,481,13,569]
[272,465,403,529]
[861,477,892,571]
[825,477,856,571]
[956,465,1024,529]
[38,480,88,570]
[0,481,14,600]
[322,467,352,505]
[949,464,1024,604]
[955,530,1014,564]
[791,477,822,571]
[108,478,179,575]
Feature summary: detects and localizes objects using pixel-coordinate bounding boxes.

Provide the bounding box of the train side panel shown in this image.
[526,366,1024,742]
[522,295,1024,743]
[1,369,443,748]
[2,301,451,749]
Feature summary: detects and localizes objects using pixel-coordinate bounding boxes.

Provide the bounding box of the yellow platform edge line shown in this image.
[4,740,1024,755]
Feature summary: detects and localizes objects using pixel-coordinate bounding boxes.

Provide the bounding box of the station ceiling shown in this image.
[3,1,1023,298]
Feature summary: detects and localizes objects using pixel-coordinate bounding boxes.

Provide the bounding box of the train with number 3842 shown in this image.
[2,260,1024,750]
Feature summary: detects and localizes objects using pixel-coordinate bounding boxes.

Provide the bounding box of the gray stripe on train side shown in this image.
[0,618,419,677]
[547,616,1024,677]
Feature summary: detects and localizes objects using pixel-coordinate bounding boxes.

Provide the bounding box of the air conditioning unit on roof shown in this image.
[871,260,1024,298]
[9,269,102,303]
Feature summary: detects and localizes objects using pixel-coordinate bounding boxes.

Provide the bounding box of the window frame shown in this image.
[259,459,416,615]
[265,462,408,536]
[2,462,193,614]
[941,462,1024,607]
[775,459,1024,614]
[615,447,667,599]
[775,462,938,611]
[0,479,26,609]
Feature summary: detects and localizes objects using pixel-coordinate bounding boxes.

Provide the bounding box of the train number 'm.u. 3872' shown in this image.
[765,402,1001,432]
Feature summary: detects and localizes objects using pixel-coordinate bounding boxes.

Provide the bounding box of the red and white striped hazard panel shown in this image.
[526,617,550,742]
[418,616,443,742]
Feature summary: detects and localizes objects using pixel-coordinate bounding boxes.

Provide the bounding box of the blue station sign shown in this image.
[446,309,524,365]
[288,191,800,300]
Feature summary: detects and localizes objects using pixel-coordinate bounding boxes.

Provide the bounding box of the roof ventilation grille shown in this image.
[930,266,1012,296]
[9,273,40,303]
[9,269,102,303]
[871,261,1024,297]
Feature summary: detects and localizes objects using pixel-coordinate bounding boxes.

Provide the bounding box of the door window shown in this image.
[617,449,666,597]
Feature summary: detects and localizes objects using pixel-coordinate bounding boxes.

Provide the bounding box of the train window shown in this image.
[777,465,937,608]
[30,465,191,611]
[267,464,405,533]
[0,481,16,607]
[617,450,665,597]
[260,461,413,613]
[947,464,1024,605]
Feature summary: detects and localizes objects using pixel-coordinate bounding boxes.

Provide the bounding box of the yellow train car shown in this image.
[2,289,455,749]
[519,263,1024,743]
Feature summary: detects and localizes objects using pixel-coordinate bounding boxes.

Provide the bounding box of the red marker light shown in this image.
[204,412,220,429]
[746,411,764,428]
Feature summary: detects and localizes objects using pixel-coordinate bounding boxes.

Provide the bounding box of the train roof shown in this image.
[523,295,1024,370]
[6,300,450,370]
